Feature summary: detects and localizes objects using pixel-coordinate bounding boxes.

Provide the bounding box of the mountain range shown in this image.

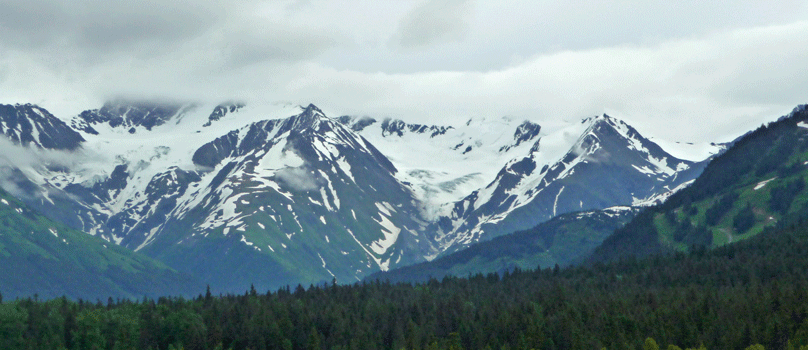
[0,99,724,295]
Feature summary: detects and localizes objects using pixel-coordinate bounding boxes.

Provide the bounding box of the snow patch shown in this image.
[369,214,401,255]
[633,179,696,207]
[346,228,387,270]
[375,202,393,216]
[553,186,565,217]
[240,235,254,246]
[336,157,355,183]
[645,155,675,176]
[632,164,656,176]
[754,177,777,191]
[318,253,336,278]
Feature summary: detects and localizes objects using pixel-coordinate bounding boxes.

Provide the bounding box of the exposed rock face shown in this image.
[0,103,84,150]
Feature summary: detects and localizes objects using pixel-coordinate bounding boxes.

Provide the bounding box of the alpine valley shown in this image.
[0,100,724,295]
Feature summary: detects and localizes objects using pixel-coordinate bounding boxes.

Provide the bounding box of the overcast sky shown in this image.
[1,0,807,143]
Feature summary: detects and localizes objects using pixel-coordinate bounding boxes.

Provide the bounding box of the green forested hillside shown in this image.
[3,211,808,349]
[369,207,638,284]
[591,105,808,262]
[0,187,202,300]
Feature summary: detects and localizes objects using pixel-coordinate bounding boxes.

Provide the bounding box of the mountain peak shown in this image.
[579,114,644,145]
[582,113,625,127]
[336,115,378,132]
[77,99,190,132]
[202,101,245,127]
[0,103,85,150]
[301,103,325,118]
[281,103,333,133]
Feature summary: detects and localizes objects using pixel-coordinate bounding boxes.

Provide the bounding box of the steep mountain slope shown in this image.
[590,104,808,262]
[0,186,201,300]
[136,104,432,290]
[368,206,639,284]
[342,114,714,255]
[437,116,700,249]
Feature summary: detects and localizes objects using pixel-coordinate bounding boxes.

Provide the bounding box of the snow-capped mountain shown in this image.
[140,104,434,288]
[0,100,719,291]
[339,114,715,254]
[439,116,707,248]
[337,115,542,221]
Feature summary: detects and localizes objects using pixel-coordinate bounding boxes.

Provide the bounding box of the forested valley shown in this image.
[3,211,808,350]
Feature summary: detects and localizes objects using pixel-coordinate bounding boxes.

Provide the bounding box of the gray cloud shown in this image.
[392,0,473,48]
[0,137,105,200]
[275,167,321,192]
[210,24,344,68]
[0,1,807,146]
[282,21,808,144]
[0,0,216,53]
[0,138,77,169]
[0,0,345,70]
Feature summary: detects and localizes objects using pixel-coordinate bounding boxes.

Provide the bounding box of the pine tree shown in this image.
[307,326,322,350]
[0,304,27,349]
[644,338,660,350]
[204,285,213,308]
[448,332,464,350]
[734,203,756,233]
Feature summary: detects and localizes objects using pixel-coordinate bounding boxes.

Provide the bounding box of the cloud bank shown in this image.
[0,1,807,144]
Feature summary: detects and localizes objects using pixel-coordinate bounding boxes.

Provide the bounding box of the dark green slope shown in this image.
[591,104,808,262]
[369,206,638,283]
[9,205,808,349]
[0,187,202,300]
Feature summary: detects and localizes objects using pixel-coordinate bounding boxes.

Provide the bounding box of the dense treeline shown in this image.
[2,214,808,350]
[770,178,805,215]
[704,192,739,226]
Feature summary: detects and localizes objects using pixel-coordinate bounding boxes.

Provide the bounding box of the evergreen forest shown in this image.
[3,211,808,349]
